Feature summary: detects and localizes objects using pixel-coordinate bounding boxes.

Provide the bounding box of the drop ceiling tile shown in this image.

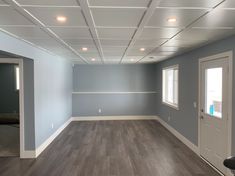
[92,8,145,27]
[192,9,235,28]
[0,0,8,5]
[100,39,130,46]
[158,0,223,8]
[133,39,167,47]
[25,7,87,26]
[102,46,127,53]
[157,46,185,52]
[175,28,235,41]
[26,38,65,50]
[163,39,207,47]
[64,38,95,46]
[147,9,207,27]
[127,47,155,56]
[1,26,50,39]
[140,28,180,39]
[88,0,150,7]
[219,0,235,8]
[104,51,125,57]
[0,6,34,26]
[97,28,136,39]
[104,56,121,60]
[50,27,92,39]
[123,56,143,60]
[72,45,98,53]
[104,59,120,64]
[16,0,79,6]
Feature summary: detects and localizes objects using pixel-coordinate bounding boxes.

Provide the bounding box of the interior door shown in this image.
[200,57,229,175]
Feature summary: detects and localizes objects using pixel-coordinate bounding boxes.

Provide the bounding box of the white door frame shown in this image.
[198,51,233,176]
[0,58,25,158]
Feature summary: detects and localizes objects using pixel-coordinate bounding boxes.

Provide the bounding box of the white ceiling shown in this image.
[0,0,235,64]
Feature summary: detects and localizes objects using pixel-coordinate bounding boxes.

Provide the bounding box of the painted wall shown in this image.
[34,57,72,148]
[0,63,19,113]
[155,35,235,155]
[73,64,157,116]
[0,30,73,150]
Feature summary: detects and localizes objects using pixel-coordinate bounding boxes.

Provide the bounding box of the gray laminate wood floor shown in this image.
[0,120,220,176]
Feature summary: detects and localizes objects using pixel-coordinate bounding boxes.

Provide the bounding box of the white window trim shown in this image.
[162,64,179,110]
[15,65,20,91]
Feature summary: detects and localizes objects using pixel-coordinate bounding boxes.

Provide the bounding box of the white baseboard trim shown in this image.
[72,116,158,121]
[155,116,199,155]
[21,150,36,158]
[35,117,73,158]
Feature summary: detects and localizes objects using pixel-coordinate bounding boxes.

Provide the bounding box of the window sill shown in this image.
[162,102,179,110]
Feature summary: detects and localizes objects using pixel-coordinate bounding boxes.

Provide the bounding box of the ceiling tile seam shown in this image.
[4,0,89,64]
[20,5,81,8]
[95,26,137,29]
[119,0,164,64]
[136,0,227,63]
[46,26,88,28]
[89,6,147,9]
[156,7,212,10]
[77,0,105,64]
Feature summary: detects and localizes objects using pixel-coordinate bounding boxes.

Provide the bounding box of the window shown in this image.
[15,66,20,90]
[162,65,179,109]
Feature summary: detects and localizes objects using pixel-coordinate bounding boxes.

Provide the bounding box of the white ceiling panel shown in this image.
[100,39,130,46]
[0,6,34,26]
[157,46,185,52]
[175,28,235,41]
[127,47,155,56]
[133,39,167,47]
[147,9,207,27]
[16,0,79,6]
[0,26,50,39]
[50,27,92,39]
[158,0,223,8]
[123,56,143,60]
[91,8,146,27]
[140,28,180,39]
[163,39,208,47]
[219,0,235,8]
[72,45,98,53]
[64,38,95,45]
[102,46,126,52]
[0,0,8,5]
[104,51,125,57]
[97,28,136,39]
[88,0,150,7]
[193,9,235,28]
[26,38,65,49]
[25,7,87,26]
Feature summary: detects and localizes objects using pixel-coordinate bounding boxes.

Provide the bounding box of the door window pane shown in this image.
[205,68,222,118]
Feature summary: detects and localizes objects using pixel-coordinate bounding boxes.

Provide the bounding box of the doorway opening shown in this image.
[0,59,24,158]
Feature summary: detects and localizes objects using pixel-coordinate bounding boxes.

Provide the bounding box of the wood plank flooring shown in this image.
[0,120,220,176]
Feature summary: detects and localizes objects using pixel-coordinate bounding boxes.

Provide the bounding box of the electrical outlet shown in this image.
[168,116,171,122]
[51,123,54,129]
[98,108,102,113]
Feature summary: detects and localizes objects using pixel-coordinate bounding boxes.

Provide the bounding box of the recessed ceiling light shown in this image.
[82,47,88,51]
[140,48,145,51]
[167,17,177,22]
[56,16,67,22]
[91,58,96,61]
[130,59,135,62]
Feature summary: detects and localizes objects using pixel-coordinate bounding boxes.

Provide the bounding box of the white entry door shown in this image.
[199,55,231,175]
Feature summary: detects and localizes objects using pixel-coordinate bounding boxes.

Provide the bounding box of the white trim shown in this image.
[198,51,233,176]
[72,91,158,94]
[35,117,73,157]
[72,116,158,121]
[20,150,36,159]
[155,116,199,154]
[0,58,25,158]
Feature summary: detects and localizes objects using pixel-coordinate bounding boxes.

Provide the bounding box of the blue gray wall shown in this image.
[73,64,157,116]
[155,35,235,155]
[0,64,19,113]
[34,57,72,148]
